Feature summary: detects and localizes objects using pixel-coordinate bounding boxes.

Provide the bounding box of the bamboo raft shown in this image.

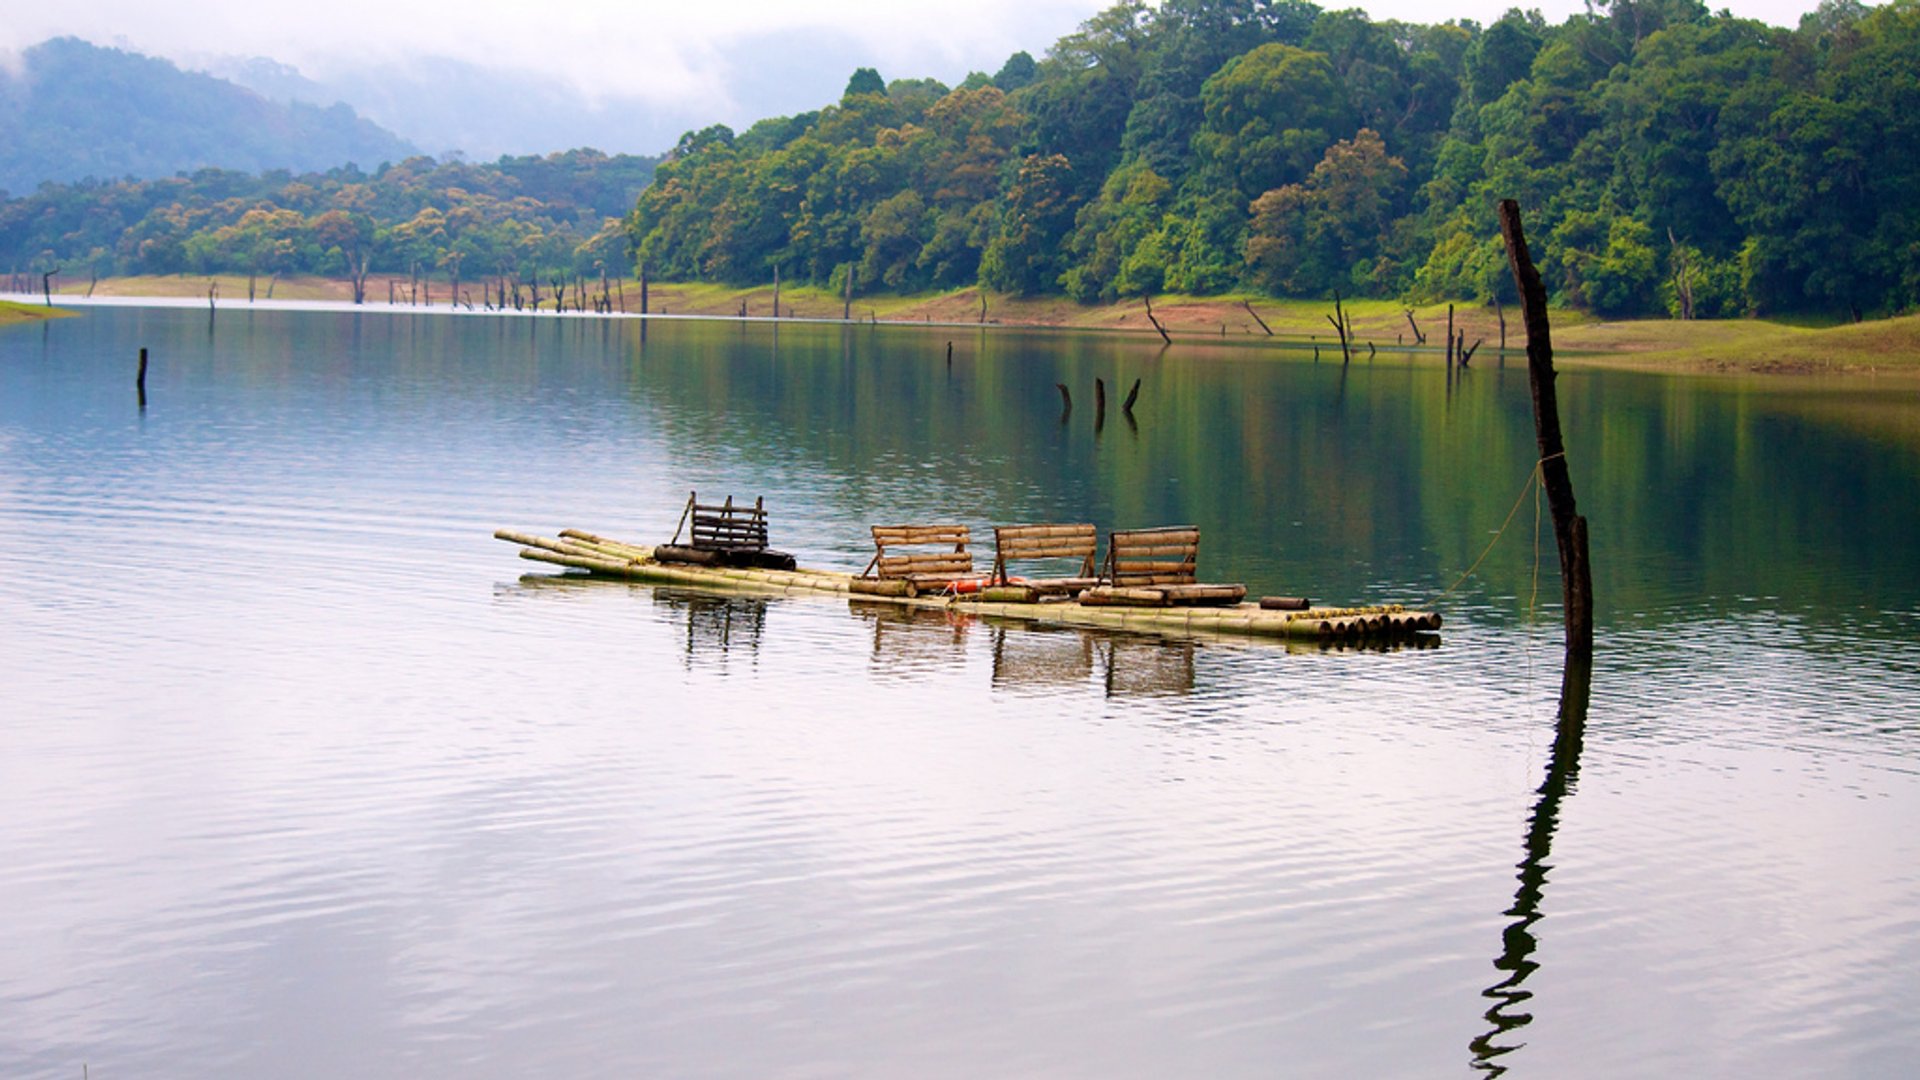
[494,528,1442,644]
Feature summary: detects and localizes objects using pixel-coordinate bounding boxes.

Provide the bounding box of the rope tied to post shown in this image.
[1423,451,1569,609]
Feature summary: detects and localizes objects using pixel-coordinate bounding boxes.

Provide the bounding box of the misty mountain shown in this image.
[0,38,415,198]
[203,30,920,160]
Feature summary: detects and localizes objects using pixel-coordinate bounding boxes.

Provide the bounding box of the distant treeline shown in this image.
[0,149,657,286]
[629,0,1920,319]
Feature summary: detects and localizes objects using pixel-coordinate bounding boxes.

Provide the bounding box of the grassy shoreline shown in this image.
[32,275,1920,375]
[0,298,75,326]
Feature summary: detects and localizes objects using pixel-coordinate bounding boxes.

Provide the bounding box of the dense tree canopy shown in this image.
[628,0,1920,317]
[0,150,657,285]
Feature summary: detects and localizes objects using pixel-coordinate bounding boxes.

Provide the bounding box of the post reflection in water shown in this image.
[1470,655,1594,1074]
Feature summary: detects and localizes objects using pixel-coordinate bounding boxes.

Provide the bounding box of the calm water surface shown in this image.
[3,305,1918,1078]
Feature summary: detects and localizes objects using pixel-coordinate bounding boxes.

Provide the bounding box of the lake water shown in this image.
[3,304,1918,1078]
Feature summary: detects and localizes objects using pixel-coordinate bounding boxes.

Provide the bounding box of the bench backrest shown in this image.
[1103,526,1200,586]
[992,524,1097,583]
[869,524,971,580]
[688,494,770,553]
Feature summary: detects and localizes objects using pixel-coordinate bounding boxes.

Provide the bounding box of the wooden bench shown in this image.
[988,523,1099,600]
[1082,526,1246,607]
[853,524,972,597]
[656,492,797,570]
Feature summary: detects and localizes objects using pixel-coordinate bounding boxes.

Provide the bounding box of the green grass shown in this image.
[0,298,74,326]
[1553,313,1920,372]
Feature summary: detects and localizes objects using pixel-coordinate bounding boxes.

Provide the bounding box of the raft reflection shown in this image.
[653,589,768,670]
[988,625,1197,699]
[1469,656,1594,1074]
[851,601,973,679]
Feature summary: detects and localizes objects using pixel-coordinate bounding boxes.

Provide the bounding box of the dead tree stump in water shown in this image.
[1242,300,1273,336]
[1327,292,1353,364]
[1499,198,1593,657]
[1143,295,1172,345]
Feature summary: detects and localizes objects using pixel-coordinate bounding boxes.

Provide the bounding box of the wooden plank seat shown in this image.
[986,523,1100,601]
[853,524,973,597]
[656,492,797,571]
[1080,525,1247,607]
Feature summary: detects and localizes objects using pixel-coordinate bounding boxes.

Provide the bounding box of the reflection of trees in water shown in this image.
[1470,657,1593,1075]
[653,589,768,671]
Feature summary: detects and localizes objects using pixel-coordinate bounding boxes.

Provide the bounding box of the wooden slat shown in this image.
[995,524,1095,542]
[1110,541,1197,557]
[1110,527,1199,545]
[1113,558,1195,575]
[692,526,768,542]
[878,554,972,577]
[873,524,969,546]
[1000,539,1097,559]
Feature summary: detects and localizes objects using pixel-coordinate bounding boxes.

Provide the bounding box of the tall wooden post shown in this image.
[772,266,780,320]
[843,266,853,321]
[640,263,650,315]
[1499,199,1593,657]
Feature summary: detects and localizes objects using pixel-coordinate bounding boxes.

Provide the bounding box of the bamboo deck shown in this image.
[494,528,1442,644]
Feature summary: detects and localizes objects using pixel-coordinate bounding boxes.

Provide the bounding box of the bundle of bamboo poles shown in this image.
[492,528,1445,643]
[493,529,853,594]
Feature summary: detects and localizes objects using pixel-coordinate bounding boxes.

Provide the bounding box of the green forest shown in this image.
[0,150,655,290]
[631,0,1918,319]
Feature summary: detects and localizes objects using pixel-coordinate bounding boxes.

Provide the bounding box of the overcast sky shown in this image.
[2,0,1842,114]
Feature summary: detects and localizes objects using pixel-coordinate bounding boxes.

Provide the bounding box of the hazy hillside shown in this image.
[202,30,883,161]
[0,38,415,197]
